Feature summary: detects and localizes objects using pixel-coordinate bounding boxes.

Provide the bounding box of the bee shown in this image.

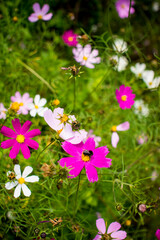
[83,150,93,157]
[8,172,15,180]
[49,217,62,226]
[72,120,81,130]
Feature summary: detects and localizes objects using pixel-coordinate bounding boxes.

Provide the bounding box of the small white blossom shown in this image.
[152,2,159,11]
[142,70,160,89]
[0,103,7,119]
[134,100,149,117]
[130,63,146,78]
[113,38,128,53]
[28,94,48,117]
[5,165,39,198]
[111,55,128,72]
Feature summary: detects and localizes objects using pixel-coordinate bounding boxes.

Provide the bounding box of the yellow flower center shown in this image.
[38,15,42,19]
[13,16,18,22]
[35,105,39,109]
[125,219,131,226]
[149,82,152,85]
[111,125,117,132]
[138,73,142,78]
[10,102,20,112]
[83,56,88,61]
[138,106,142,111]
[19,102,24,106]
[53,99,60,106]
[121,4,125,8]
[81,153,90,162]
[57,129,63,134]
[18,177,25,184]
[16,134,25,143]
[59,114,68,123]
[68,37,73,42]
[2,110,6,113]
[121,95,127,101]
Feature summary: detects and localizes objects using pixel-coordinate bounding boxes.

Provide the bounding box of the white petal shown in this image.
[30,109,37,117]
[34,95,40,105]
[111,132,119,148]
[38,98,47,107]
[5,181,18,190]
[22,184,31,197]
[25,176,39,182]
[14,184,22,198]
[14,165,21,179]
[22,166,33,178]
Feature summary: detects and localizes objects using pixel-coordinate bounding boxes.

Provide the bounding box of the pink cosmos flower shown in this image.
[72,44,101,68]
[84,130,101,147]
[28,3,53,22]
[0,118,41,159]
[115,85,135,109]
[115,0,135,19]
[59,138,112,183]
[0,103,7,119]
[111,122,130,148]
[93,218,127,240]
[156,229,160,240]
[11,92,33,115]
[62,30,78,47]
[137,134,148,145]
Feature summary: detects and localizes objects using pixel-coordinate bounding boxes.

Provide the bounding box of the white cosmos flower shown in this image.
[0,103,7,119]
[111,55,128,72]
[134,100,149,117]
[142,70,160,89]
[28,94,48,117]
[113,38,128,53]
[130,63,146,78]
[5,164,39,198]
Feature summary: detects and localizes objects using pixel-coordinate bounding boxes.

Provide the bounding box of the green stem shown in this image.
[73,77,76,111]
[36,139,56,162]
[74,173,81,217]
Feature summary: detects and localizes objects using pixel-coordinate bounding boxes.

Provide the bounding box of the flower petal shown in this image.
[12,118,21,134]
[34,95,40,105]
[25,139,39,150]
[20,121,32,134]
[111,230,127,239]
[22,166,33,178]
[93,234,102,240]
[83,137,95,151]
[9,142,21,159]
[14,164,21,178]
[21,144,31,159]
[41,4,49,14]
[111,132,119,148]
[14,184,21,198]
[85,164,98,183]
[25,129,41,138]
[1,126,16,138]
[59,157,80,168]
[59,124,75,140]
[30,109,37,117]
[5,181,18,190]
[42,13,53,20]
[96,218,106,234]
[61,141,83,157]
[22,184,31,197]
[33,3,41,12]
[107,222,121,234]
[68,161,84,178]
[1,139,16,149]
[117,122,130,131]
[25,176,39,182]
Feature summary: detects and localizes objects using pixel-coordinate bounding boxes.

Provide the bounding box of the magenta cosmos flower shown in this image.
[111,121,130,148]
[115,85,135,109]
[11,91,33,115]
[115,0,135,19]
[156,229,160,240]
[0,118,41,159]
[59,138,112,183]
[93,218,127,240]
[28,3,53,22]
[62,30,78,47]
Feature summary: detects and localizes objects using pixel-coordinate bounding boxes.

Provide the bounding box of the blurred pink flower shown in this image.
[111,122,130,148]
[115,0,135,19]
[72,44,101,68]
[62,30,78,47]
[0,103,7,119]
[156,229,160,240]
[28,2,53,22]
[11,92,33,115]
[59,138,112,182]
[137,134,148,145]
[85,130,101,147]
[138,204,146,213]
[115,85,135,109]
[93,218,127,240]
[1,118,41,159]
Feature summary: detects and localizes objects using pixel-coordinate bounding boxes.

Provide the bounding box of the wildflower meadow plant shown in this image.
[10,92,33,115]
[28,94,48,117]
[1,118,41,159]
[59,138,112,182]
[115,85,135,109]
[28,3,53,22]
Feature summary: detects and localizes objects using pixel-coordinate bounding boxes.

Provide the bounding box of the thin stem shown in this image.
[74,173,81,217]
[73,77,76,111]
[0,117,8,131]
[36,139,56,162]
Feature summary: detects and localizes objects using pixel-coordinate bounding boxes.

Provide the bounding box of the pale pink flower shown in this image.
[137,134,148,145]
[28,3,53,22]
[115,0,135,19]
[0,103,7,119]
[72,44,101,68]
[93,218,127,240]
[11,92,33,115]
[84,130,101,147]
[111,122,130,148]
